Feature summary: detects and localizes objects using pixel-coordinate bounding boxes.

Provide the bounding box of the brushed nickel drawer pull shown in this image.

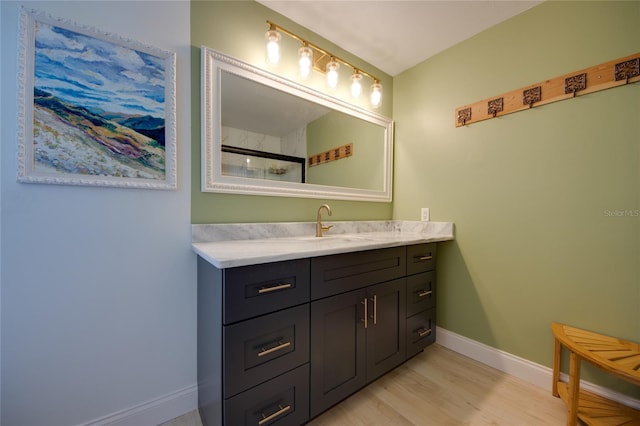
[418,328,432,337]
[417,290,433,298]
[258,283,292,294]
[258,404,291,425]
[258,341,291,357]
[416,255,433,261]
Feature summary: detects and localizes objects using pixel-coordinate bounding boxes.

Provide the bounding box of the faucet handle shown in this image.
[316,204,333,237]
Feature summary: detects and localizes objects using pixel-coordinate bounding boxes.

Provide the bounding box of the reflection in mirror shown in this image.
[201,47,394,202]
[221,144,305,183]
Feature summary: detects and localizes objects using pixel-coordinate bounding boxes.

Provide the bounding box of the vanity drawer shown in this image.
[311,247,406,300]
[224,304,309,398]
[406,243,436,276]
[223,258,310,324]
[224,364,309,426]
[406,308,436,358]
[406,271,436,317]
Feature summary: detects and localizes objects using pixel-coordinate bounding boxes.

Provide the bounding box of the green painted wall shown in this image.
[191,1,393,223]
[393,1,639,395]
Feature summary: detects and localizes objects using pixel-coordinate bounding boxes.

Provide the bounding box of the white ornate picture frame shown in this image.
[17,8,177,189]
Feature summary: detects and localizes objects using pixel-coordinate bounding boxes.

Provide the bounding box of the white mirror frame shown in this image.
[201,47,394,202]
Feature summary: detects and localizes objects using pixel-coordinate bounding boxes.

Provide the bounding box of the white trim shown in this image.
[436,327,640,410]
[74,327,640,425]
[81,384,197,426]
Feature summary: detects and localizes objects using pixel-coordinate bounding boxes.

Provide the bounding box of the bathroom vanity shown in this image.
[193,221,453,426]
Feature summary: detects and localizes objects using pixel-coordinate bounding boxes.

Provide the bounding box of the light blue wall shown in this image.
[1,2,195,425]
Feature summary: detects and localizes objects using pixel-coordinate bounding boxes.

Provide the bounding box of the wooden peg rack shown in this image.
[308,143,353,167]
[455,53,640,127]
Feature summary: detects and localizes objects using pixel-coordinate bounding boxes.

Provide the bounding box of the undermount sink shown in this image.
[224,234,390,251]
[285,233,384,242]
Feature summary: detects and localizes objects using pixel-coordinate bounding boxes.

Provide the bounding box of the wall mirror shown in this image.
[201,47,394,202]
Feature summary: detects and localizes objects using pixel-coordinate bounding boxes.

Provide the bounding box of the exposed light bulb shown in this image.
[326,59,339,89]
[350,72,363,98]
[370,82,383,108]
[265,28,281,65]
[298,45,313,79]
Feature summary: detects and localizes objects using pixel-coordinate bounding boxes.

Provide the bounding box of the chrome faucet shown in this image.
[316,204,333,237]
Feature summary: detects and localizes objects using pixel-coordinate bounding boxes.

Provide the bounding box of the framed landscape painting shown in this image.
[17,8,177,189]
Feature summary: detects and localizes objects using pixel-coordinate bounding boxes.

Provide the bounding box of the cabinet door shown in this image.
[310,289,366,418]
[366,279,406,381]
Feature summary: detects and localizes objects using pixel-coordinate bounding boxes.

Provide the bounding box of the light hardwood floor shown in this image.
[162,344,570,426]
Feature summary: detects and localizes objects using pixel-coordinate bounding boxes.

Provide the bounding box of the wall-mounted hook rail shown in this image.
[455,52,640,127]
[308,143,353,167]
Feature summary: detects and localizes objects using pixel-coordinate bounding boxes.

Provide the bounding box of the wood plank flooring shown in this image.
[162,344,570,426]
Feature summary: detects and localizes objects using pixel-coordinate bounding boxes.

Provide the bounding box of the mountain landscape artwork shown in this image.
[28,16,172,186]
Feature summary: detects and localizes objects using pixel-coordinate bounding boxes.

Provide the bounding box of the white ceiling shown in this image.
[258,0,542,76]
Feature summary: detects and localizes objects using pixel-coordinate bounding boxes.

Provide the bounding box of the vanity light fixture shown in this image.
[265,20,383,107]
[265,23,281,65]
[298,43,313,79]
[370,81,382,109]
[350,71,363,98]
[326,58,340,89]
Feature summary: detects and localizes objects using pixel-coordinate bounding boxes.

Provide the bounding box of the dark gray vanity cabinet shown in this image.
[406,244,437,357]
[197,257,311,426]
[309,248,407,417]
[197,243,438,426]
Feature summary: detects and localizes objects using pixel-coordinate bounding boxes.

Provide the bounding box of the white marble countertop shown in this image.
[192,221,454,268]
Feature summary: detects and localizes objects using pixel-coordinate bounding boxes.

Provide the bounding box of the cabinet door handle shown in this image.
[371,294,377,325]
[361,298,368,329]
[258,283,292,294]
[417,290,433,298]
[258,404,291,425]
[257,341,291,357]
[418,328,432,337]
[415,254,433,261]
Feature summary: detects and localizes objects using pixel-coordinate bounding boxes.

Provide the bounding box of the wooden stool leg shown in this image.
[566,351,581,426]
[552,337,561,397]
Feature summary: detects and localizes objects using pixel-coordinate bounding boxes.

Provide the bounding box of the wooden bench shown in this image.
[551,322,640,426]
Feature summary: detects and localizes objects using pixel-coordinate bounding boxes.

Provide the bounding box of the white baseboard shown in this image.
[436,326,640,410]
[77,328,639,425]
[81,384,197,426]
